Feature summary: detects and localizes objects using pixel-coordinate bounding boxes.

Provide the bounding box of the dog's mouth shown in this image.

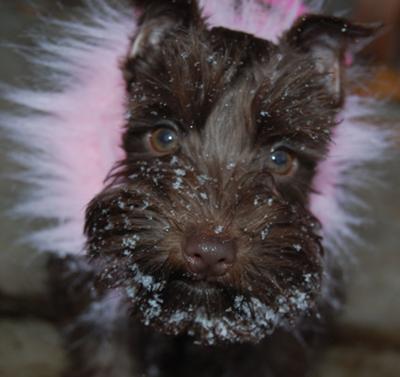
[171,278,224,293]
[123,264,320,345]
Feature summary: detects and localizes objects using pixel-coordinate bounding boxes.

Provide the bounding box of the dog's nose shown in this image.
[183,233,237,277]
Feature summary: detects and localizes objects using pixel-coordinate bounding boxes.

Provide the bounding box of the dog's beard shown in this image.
[85,176,323,345]
[124,263,321,345]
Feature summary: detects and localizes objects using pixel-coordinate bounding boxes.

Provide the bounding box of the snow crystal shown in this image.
[196,174,210,185]
[123,250,132,257]
[172,177,183,190]
[303,273,313,285]
[175,168,186,177]
[142,293,164,326]
[293,244,302,252]
[199,192,208,200]
[104,222,114,231]
[169,310,189,325]
[126,286,136,299]
[289,291,309,311]
[214,225,224,234]
[227,161,236,170]
[121,234,140,250]
[261,227,270,240]
[215,322,229,338]
[207,55,217,65]
[130,265,166,294]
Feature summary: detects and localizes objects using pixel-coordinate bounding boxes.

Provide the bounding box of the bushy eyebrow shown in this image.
[248,55,337,146]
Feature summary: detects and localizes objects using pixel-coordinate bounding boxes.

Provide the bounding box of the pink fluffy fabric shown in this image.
[200,0,306,42]
[1,0,389,256]
[1,1,136,254]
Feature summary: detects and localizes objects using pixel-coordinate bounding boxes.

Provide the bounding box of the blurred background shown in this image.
[0,1,399,377]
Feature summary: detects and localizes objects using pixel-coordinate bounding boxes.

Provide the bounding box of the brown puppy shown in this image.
[0,1,383,377]
[81,1,377,376]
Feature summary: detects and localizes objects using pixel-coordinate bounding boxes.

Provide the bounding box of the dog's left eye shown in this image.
[148,127,179,155]
[267,148,297,176]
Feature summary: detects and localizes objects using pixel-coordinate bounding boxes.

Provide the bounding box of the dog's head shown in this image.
[84,1,377,345]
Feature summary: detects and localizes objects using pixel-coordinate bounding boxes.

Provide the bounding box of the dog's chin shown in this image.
[125,268,318,346]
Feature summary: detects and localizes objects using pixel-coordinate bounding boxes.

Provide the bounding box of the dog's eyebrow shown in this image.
[253,108,335,147]
[247,64,337,145]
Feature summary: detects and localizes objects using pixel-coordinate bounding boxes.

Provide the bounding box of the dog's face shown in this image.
[85,2,376,345]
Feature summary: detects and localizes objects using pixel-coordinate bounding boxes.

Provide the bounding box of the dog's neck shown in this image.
[129,320,318,377]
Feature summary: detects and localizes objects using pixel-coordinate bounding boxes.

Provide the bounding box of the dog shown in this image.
[0,1,389,376]
[82,1,379,375]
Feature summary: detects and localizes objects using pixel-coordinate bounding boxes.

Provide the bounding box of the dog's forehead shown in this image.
[128,26,335,151]
[130,29,266,102]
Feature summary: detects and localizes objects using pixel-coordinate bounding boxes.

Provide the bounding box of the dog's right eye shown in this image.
[148,126,179,155]
[267,147,298,177]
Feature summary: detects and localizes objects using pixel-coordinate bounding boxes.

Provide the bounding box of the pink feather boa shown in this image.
[1,0,389,261]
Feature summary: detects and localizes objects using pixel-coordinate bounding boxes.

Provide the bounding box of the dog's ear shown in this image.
[129,0,202,59]
[284,15,381,106]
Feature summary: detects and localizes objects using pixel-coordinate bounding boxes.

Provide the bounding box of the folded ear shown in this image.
[129,0,202,59]
[284,15,382,106]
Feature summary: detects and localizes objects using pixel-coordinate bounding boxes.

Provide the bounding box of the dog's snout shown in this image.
[183,233,237,277]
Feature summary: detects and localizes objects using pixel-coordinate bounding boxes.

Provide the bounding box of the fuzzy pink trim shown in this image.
[1,2,136,254]
[200,0,306,42]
